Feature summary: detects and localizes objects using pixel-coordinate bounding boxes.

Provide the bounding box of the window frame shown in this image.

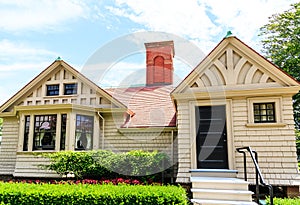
[247,97,285,127]
[75,114,94,151]
[46,84,60,96]
[253,102,276,123]
[33,114,57,151]
[64,83,77,95]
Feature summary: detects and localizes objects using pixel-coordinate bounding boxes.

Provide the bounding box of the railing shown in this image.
[236,146,273,205]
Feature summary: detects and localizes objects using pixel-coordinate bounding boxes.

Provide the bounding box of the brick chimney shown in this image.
[145,41,174,86]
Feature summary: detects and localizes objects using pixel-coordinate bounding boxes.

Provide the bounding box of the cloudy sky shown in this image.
[0,0,298,105]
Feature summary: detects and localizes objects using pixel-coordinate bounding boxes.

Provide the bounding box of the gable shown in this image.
[0,60,127,113]
[173,36,299,94]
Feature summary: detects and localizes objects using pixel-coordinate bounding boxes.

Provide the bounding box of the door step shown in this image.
[191,199,257,205]
[190,169,238,178]
[190,175,256,205]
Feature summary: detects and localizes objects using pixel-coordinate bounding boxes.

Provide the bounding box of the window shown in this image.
[33,115,57,150]
[46,84,59,96]
[253,103,276,123]
[75,115,93,150]
[64,83,77,95]
[23,116,30,151]
[60,114,67,150]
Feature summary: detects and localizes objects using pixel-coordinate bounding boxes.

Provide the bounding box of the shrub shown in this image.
[41,150,170,180]
[266,197,300,205]
[0,182,188,205]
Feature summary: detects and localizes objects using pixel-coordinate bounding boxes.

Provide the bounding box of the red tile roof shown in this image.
[106,85,176,128]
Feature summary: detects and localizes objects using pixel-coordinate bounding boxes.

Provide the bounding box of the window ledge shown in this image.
[245,122,287,128]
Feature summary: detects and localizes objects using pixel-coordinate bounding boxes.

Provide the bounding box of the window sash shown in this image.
[64,83,77,95]
[75,115,93,151]
[253,102,276,123]
[46,84,59,96]
[33,115,57,150]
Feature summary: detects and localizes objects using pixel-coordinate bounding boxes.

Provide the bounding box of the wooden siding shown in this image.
[0,117,18,175]
[176,100,191,183]
[233,96,299,185]
[100,113,177,167]
[13,154,58,178]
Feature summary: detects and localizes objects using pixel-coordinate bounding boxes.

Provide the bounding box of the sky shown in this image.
[0,0,298,105]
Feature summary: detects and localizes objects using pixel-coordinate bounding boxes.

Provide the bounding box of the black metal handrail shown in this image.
[236,146,273,205]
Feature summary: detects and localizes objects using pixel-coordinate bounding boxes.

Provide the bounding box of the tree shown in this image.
[259,2,300,128]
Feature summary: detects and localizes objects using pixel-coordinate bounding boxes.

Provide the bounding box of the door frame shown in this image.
[190,99,235,170]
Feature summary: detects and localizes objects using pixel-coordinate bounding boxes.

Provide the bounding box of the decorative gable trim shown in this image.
[0,60,128,113]
[172,36,300,94]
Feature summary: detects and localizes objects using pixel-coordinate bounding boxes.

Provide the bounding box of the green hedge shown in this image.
[41,150,170,180]
[267,197,300,205]
[0,182,188,205]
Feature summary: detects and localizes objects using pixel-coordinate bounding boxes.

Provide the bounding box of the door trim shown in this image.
[190,99,234,170]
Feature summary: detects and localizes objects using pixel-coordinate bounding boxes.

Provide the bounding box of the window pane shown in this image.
[64,83,77,95]
[75,115,93,151]
[33,115,57,150]
[60,114,67,150]
[23,116,30,151]
[46,84,59,96]
[253,102,276,123]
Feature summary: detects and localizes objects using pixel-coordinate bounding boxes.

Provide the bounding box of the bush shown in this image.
[0,182,188,205]
[42,150,170,180]
[266,197,300,204]
[41,150,113,179]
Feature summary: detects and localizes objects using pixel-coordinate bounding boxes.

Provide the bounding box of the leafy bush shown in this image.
[41,150,113,179]
[266,197,300,205]
[0,182,188,205]
[42,150,170,180]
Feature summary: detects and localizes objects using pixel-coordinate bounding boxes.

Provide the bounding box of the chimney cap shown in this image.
[144,40,175,57]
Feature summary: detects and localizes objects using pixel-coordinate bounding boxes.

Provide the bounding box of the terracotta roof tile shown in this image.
[106,85,176,128]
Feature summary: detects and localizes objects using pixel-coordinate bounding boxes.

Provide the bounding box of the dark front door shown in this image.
[195,105,228,169]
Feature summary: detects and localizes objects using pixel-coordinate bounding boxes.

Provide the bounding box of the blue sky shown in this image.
[0,0,298,105]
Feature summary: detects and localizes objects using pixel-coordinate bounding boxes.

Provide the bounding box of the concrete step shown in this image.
[191,177,249,190]
[191,199,257,205]
[191,188,254,201]
[190,169,238,178]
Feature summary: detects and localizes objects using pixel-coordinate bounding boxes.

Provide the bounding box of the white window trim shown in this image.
[246,97,286,127]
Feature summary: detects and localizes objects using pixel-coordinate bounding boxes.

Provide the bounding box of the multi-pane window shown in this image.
[75,115,93,150]
[254,103,276,123]
[46,84,59,96]
[64,83,77,95]
[60,114,67,150]
[33,115,57,150]
[23,116,30,151]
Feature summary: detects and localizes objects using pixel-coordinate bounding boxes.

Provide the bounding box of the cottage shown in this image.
[0,36,299,202]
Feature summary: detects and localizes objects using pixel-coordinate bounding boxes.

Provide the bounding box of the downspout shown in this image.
[97,112,105,149]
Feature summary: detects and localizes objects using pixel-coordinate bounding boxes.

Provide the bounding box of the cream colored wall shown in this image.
[175,95,299,186]
[233,95,298,185]
[100,113,176,156]
[0,117,18,175]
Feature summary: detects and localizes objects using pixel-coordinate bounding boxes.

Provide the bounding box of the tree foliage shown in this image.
[259,2,300,128]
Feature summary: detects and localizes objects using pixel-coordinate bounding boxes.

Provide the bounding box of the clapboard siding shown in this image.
[101,114,176,156]
[0,117,18,175]
[233,96,299,185]
[176,100,191,183]
[13,154,59,178]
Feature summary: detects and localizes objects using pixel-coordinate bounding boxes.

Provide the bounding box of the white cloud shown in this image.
[0,39,58,63]
[107,0,299,52]
[0,0,89,32]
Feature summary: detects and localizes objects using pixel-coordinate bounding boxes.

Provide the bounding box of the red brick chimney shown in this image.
[145,41,174,86]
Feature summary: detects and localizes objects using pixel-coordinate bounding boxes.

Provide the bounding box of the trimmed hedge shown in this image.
[0,182,188,205]
[41,150,170,180]
[267,197,300,205]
